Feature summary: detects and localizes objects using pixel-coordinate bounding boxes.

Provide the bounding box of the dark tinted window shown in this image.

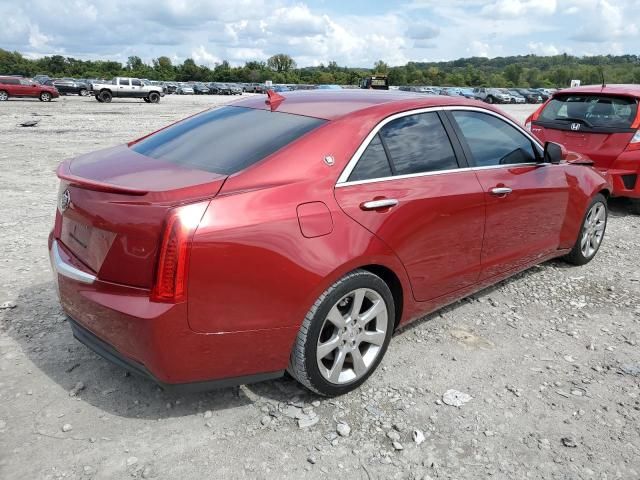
[119,78,130,86]
[452,111,538,167]
[132,79,142,86]
[131,106,326,175]
[0,77,20,85]
[348,134,392,181]
[379,112,458,175]
[539,94,637,129]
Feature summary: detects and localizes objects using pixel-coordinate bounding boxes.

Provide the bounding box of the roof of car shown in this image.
[231,89,493,120]
[554,84,640,98]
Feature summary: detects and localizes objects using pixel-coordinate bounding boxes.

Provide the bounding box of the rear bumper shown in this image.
[69,316,283,392]
[599,150,640,198]
[49,235,295,389]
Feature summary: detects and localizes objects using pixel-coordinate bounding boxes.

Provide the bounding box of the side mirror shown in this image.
[543,141,565,164]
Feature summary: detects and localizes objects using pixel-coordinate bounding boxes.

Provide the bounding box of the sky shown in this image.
[1,0,639,68]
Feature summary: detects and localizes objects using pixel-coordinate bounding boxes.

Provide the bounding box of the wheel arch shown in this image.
[358,264,404,331]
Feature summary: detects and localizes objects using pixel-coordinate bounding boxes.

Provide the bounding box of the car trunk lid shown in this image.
[54,145,226,289]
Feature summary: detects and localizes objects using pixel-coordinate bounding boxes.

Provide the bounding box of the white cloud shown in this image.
[191,46,222,67]
[527,41,560,56]
[2,0,639,67]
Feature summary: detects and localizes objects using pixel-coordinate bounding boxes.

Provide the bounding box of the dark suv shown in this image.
[0,76,59,102]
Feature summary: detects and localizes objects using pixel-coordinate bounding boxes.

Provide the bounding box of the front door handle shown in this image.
[490,187,513,196]
[361,198,399,211]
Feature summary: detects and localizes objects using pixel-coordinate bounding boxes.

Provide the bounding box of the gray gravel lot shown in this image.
[1,95,639,480]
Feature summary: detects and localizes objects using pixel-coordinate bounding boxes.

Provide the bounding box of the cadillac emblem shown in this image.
[59,189,71,212]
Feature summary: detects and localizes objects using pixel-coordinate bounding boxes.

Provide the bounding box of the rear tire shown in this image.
[148,92,160,103]
[99,90,112,103]
[486,96,494,104]
[288,269,395,397]
[563,194,608,265]
[79,88,88,96]
[629,199,640,215]
[39,92,51,102]
[0,90,8,101]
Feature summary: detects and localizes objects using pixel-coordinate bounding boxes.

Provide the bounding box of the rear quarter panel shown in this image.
[186,118,413,335]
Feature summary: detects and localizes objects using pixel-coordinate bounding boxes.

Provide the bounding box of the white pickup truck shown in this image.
[90,77,165,103]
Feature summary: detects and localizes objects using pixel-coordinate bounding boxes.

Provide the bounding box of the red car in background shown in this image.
[50,91,610,396]
[526,85,640,212]
[0,76,59,102]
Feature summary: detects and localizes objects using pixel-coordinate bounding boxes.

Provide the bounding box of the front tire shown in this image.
[564,194,608,265]
[288,270,395,396]
[143,97,151,103]
[486,96,494,104]
[0,90,8,101]
[79,88,88,96]
[39,92,52,102]
[148,92,160,103]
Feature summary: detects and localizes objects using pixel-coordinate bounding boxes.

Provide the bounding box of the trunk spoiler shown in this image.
[56,161,149,195]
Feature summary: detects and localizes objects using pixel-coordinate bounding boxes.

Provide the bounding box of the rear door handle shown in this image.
[490,187,513,196]
[361,199,399,211]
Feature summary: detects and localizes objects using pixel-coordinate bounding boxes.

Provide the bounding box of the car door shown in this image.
[334,109,486,302]
[131,79,143,97]
[446,108,570,279]
[117,78,131,97]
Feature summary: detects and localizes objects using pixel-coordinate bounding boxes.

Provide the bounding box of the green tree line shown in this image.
[1,49,639,87]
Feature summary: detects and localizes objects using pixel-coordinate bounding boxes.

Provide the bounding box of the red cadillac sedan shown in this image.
[50,91,610,396]
[525,84,640,212]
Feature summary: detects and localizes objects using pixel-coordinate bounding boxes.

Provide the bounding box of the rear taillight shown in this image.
[626,130,640,152]
[525,99,550,132]
[151,201,209,303]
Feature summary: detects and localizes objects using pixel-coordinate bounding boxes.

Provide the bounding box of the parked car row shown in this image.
[396,85,555,104]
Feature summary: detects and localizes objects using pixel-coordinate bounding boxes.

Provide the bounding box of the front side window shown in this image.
[132,79,142,86]
[452,111,538,167]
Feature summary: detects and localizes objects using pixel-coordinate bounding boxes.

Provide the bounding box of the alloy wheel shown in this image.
[0,91,8,101]
[316,288,388,385]
[580,202,606,258]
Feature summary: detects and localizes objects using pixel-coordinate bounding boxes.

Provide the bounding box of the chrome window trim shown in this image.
[50,240,96,284]
[335,105,546,188]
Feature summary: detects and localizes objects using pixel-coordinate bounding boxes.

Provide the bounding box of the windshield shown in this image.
[539,94,638,129]
[131,106,326,175]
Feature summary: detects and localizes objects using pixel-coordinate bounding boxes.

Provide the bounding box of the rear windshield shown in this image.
[131,106,326,175]
[539,94,638,130]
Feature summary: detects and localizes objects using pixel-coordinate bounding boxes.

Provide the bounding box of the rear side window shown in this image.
[348,135,392,181]
[0,77,20,85]
[380,112,458,175]
[346,111,458,181]
[131,107,326,175]
[539,95,638,130]
[452,111,538,167]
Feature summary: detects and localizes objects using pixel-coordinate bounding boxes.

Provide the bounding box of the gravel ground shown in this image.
[1,95,639,480]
